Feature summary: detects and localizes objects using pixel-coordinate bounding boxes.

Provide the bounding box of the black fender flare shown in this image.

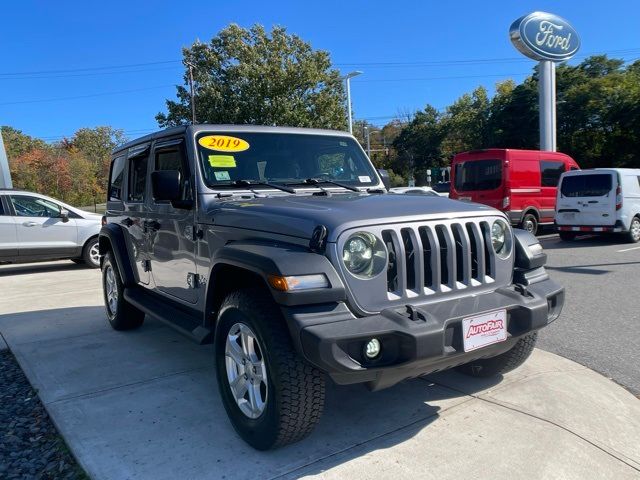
[98,224,136,287]
[205,241,346,310]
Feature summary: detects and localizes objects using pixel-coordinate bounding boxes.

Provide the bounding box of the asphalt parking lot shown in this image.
[536,233,640,395]
[1,234,640,479]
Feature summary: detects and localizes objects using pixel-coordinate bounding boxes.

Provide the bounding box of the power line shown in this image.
[0,85,176,106]
[356,72,531,83]
[0,66,183,81]
[0,60,180,77]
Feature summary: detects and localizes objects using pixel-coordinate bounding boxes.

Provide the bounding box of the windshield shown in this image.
[454,159,502,192]
[560,174,613,197]
[196,132,378,189]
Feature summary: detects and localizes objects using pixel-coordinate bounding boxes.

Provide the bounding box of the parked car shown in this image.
[0,189,102,268]
[389,186,440,196]
[100,125,564,450]
[450,149,580,234]
[556,168,640,243]
[432,181,451,196]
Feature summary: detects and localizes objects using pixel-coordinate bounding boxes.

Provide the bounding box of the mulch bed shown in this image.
[0,349,87,479]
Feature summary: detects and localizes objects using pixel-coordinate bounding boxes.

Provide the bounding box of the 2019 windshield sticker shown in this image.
[208,155,237,168]
[214,171,231,181]
[199,135,250,152]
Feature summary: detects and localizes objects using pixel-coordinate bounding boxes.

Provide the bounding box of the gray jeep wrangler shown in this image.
[100,125,564,450]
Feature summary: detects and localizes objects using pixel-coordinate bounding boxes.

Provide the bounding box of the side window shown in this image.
[154,144,191,201]
[0,197,5,216]
[540,161,565,187]
[109,155,126,201]
[10,195,60,218]
[128,154,149,203]
[636,176,640,189]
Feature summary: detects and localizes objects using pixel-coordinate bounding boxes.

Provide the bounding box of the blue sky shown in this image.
[1,0,639,142]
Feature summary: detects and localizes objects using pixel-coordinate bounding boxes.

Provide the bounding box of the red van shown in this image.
[450,149,579,234]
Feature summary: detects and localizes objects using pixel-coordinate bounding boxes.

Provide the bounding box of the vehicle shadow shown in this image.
[0,304,505,479]
[539,234,628,250]
[0,261,86,277]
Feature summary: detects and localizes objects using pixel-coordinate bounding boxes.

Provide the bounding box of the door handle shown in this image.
[22,221,39,227]
[121,218,134,227]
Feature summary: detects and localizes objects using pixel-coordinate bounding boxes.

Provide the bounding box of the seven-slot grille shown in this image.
[381,220,496,298]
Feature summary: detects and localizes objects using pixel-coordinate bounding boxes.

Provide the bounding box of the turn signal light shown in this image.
[268,274,329,292]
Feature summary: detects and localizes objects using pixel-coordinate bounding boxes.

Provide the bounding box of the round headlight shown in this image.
[491,219,512,258]
[342,232,386,278]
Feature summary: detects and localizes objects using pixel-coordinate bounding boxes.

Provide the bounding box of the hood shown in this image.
[205,192,500,242]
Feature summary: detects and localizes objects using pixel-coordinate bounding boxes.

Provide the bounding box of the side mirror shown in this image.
[377,169,391,191]
[152,170,181,202]
[152,170,193,209]
[60,209,70,223]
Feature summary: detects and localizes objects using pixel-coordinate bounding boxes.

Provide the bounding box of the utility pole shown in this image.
[186,62,197,125]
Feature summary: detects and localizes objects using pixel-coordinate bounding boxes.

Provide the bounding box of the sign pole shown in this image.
[539,60,557,151]
[0,131,12,189]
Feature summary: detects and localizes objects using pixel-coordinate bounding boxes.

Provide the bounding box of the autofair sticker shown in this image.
[462,309,507,352]
[199,135,250,152]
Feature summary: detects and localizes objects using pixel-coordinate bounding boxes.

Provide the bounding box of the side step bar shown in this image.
[123,288,212,345]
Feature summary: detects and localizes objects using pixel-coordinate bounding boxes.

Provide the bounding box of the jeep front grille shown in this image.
[382,220,495,298]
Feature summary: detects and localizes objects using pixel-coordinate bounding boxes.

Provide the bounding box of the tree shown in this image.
[157,24,347,129]
[440,86,490,158]
[1,126,49,161]
[62,126,126,184]
[392,105,444,183]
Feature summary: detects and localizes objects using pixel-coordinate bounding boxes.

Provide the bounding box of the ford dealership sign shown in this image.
[510,11,580,62]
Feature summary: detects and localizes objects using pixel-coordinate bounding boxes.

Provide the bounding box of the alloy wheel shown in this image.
[225,322,268,419]
[104,266,118,315]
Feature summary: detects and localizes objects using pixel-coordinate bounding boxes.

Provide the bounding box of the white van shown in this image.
[555,168,640,243]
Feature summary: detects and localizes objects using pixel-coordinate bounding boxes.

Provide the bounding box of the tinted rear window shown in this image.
[560,174,613,197]
[454,159,502,192]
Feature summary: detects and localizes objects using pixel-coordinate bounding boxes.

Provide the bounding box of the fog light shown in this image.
[364,338,381,359]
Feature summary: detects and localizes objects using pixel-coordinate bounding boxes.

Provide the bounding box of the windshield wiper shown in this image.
[231,179,296,194]
[293,178,361,193]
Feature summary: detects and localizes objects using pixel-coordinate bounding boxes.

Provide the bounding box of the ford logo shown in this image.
[510,11,580,61]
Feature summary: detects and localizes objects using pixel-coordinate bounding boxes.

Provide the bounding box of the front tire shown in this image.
[456,332,538,378]
[102,251,144,330]
[627,217,640,243]
[215,288,325,450]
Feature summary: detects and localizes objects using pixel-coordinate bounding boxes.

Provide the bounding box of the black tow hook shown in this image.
[514,283,533,298]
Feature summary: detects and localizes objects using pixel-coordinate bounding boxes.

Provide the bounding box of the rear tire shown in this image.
[520,213,538,235]
[627,217,640,243]
[102,251,144,330]
[82,237,100,268]
[559,231,576,241]
[456,332,538,378]
[215,288,325,450]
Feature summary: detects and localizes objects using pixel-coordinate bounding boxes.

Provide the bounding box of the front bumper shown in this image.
[282,276,564,390]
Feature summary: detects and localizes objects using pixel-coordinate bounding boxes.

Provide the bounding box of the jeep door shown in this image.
[122,144,151,284]
[8,194,78,259]
[146,138,198,304]
[0,195,18,261]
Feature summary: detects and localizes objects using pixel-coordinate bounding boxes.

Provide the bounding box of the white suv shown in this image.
[556,168,640,243]
[0,189,102,268]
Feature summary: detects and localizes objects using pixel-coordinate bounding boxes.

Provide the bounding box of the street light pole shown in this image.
[342,71,362,134]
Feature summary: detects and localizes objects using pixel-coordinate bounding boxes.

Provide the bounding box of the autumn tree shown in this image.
[157,24,347,129]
